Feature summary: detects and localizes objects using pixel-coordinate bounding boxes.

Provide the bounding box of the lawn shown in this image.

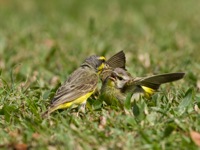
[0,0,200,149]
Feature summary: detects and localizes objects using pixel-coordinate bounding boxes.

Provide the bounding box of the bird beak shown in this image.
[109,72,117,81]
[109,77,115,81]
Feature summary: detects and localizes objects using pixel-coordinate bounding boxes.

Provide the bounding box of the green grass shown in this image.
[0,0,200,149]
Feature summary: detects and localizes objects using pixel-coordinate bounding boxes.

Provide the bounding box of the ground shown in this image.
[0,0,200,149]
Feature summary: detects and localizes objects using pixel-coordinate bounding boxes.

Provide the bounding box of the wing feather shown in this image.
[106,51,126,69]
[50,68,98,107]
[125,72,185,91]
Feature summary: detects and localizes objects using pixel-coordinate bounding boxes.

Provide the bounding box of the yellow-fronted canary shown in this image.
[42,55,106,117]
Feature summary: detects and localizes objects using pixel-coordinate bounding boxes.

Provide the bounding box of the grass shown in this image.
[0,0,200,149]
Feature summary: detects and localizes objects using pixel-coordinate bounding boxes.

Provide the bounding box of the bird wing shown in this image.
[50,68,98,107]
[106,50,126,69]
[136,72,185,90]
[126,72,185,91]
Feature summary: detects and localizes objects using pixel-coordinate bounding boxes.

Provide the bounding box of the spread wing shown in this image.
[50,68,98,107]
[124,72,185,92]
[135,72,185,90]
[106,50,126,69]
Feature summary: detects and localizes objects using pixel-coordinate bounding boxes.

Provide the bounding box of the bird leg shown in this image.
[76,102,86,117]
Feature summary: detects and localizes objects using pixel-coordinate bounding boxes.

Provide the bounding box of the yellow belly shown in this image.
[55,91,94,110]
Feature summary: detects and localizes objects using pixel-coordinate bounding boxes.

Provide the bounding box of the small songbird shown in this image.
[42,55,106,117]
[101,67,185,107]
[97,50,126,104]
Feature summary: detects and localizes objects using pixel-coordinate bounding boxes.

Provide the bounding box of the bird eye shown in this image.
[117,76,123,80]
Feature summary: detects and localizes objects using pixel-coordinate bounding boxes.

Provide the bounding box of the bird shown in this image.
[42,55,106,117]
[101,67,185,107]
[98,50,126,108]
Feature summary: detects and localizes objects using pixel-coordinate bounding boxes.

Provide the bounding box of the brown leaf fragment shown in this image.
[32,132,40,140]
[14,143,28,150]
[190,131,200,147]
[99,116,107,130]
[197,80,200,91]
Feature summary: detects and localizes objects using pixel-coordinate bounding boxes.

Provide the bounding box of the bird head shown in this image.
[108,68,131,89]
[82,55,106,73]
